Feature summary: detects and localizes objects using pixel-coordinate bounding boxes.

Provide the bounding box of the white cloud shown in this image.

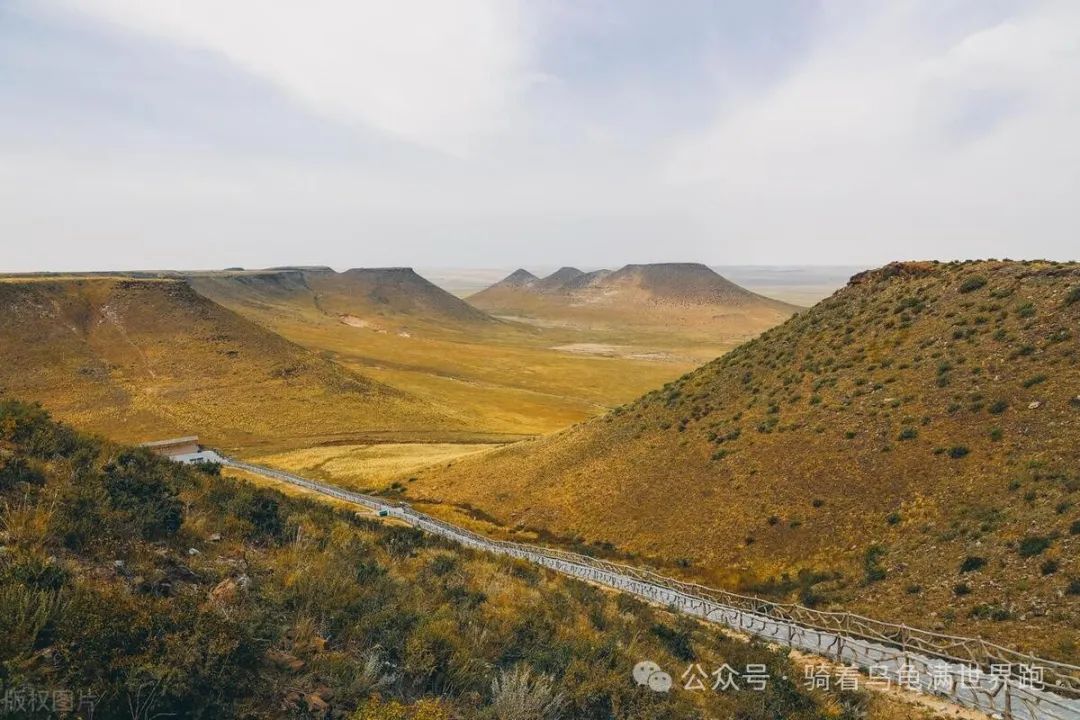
[48,0,532,154]
[3,1,1078,269]
[663,1,1080,260]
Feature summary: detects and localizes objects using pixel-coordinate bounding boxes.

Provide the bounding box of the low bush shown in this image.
[968,604,1012,621]
[959,276,988,293]
[0,455,45,490]
[959,556,987,573]
[863,544,887,583]
[1018,535,1052,558]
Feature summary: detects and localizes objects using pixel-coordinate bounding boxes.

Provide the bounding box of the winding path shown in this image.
[221,457,1080,720]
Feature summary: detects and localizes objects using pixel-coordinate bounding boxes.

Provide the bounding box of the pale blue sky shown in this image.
[1,0,1077,271]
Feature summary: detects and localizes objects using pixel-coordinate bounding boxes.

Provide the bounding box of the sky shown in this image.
[1,0,1078,272]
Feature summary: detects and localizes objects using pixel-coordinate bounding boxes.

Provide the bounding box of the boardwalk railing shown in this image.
[222,458,1080,720]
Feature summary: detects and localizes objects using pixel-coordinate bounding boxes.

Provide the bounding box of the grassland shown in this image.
[404,260,1080,661]
[189,269,724,438]
[250,442,498,492]
[0,277,457,454]
[1,400,944,719]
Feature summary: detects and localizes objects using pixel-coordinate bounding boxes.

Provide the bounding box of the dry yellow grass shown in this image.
[190,269,718,436]
[408,260,1080,660]
[0,277,457,453]
[251,442,498,491]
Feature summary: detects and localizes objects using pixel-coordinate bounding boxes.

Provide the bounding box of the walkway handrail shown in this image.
[221,457,1080,715]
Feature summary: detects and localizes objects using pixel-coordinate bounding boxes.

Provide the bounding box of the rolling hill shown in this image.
[187,267,707,439]
[0,277,455,451]
[189,266,496,331]
[409,260,1080,659]
[469,262,800,344]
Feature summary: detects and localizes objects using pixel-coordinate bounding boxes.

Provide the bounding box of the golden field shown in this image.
[188,268,755,438]
[0,277,456,454]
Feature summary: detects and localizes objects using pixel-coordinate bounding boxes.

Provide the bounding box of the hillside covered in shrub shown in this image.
[0,399,937,719]
[410,260,1080,661]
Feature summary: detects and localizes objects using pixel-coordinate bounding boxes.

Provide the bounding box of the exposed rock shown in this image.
[209,578,242,606]
[304,692,329,714]
[266,649,305,672]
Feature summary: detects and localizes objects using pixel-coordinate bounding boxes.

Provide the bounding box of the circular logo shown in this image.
[648,671,673,693]
[633,660,662,686]
[632,660,672,692]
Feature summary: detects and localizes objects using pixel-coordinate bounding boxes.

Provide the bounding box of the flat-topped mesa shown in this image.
[601,262,761,305]
[184,269,315,309]
[265,265,335,273]
[188,266,499,326]
[333,267,495,324]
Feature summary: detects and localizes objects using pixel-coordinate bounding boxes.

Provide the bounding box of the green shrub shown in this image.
[232,490,287,543]
[968,604,1012,621]
[1065,286,1080,305]
[953,583,972,596]
[1022,374,1047,388]
[1018,535,1052,558]
[650,621,695,661]
[959,276,987,293]
[959,556,987,573]
[863,545,887,583]
[101,449,184,540]
[948,446,970,459]
[377,525,427,559]
[1040,559,1060,575]
[897,427,917,441]
[988,399,1008,414]
[0,456,45,490]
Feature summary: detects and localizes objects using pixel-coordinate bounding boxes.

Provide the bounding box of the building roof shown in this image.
[139,436,199,448]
